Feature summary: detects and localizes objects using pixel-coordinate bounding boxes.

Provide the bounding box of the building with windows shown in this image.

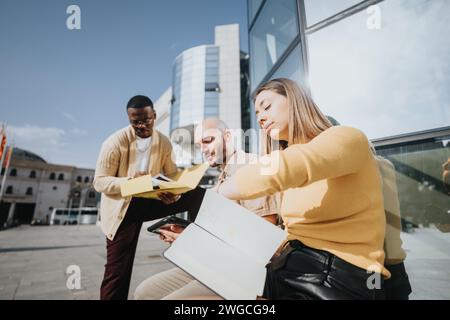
[168,24,250,167]
[170,24,245,132]
[248,0,450,299]
[0,148,99,227]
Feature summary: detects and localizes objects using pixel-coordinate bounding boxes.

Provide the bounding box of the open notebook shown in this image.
[163,190,286,300]
[120,163,209,199]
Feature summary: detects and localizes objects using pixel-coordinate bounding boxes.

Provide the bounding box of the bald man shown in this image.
[134,118,279,300]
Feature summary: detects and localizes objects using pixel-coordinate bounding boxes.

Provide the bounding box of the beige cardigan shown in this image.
[93,126,177,240]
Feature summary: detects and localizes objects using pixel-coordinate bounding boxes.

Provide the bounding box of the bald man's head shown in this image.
[194,118,233,167]
[194,118,227,137]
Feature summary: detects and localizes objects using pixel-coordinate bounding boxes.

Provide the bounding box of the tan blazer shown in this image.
[93,126,177,240]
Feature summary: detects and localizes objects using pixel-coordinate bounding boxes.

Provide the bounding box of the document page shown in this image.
[195,190,286,266]
[164,223,266,300]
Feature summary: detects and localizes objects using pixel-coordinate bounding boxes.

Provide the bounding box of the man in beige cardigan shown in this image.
[94,95,204,300]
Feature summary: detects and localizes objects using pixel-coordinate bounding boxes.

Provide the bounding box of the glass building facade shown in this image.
[248,0,450,299]
[170,45,220,131]
[168,24,249,168]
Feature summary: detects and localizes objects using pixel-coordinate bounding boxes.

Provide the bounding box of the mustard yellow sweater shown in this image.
[234,126,390,277]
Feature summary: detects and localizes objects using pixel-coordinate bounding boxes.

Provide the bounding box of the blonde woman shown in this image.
[218,78,390,300]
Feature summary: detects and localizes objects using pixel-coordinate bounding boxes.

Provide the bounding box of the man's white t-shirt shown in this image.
[135,136,152,173]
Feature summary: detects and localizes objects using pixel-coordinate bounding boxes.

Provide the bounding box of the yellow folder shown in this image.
[120,163,209,199]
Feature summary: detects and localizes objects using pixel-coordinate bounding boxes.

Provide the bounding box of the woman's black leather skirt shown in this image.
[263,240,386,300]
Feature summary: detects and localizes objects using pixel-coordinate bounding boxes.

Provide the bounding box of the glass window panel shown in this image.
[205,111,217,115]
[304,0,362,26]
[205,83,219,92]
[206,61,219,68]
[374,133,450,300]
[270,44,305,88]
[206,47,219,54]
[205,70,219,77]
[250,0,299,91]
[205,75,218,82]
[248,0,264,24]
[308,0,450,139]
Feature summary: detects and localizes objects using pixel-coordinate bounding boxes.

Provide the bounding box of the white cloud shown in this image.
[7,124,66,162]
[71,128,88,136]
[61,111,76,123]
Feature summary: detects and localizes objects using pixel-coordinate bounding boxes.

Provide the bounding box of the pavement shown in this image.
[0,223,449,300]
[400,227,450,299]
[0,223,172,300]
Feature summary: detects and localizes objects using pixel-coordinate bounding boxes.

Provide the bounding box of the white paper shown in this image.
[164,224,265,300]
[151,174,173,188]
[163,190,286,300]
[195,191,286,266]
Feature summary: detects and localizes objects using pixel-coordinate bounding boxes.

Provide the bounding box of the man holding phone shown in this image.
[94,95,204,300]
[134,118,279,300]
[147,215,191,235]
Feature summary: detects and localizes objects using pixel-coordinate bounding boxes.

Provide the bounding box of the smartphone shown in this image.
[147,215,191,235]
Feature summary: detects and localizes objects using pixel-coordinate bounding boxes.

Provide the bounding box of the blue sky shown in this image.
[0,0,248,168]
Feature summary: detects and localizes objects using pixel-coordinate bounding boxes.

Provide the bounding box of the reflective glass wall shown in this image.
[248,0,450,299]
[373,129,450,299]
[249,0,300,92]
[307,0,450,139]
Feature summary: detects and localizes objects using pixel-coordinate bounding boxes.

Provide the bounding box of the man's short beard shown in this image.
[210,155,225,168]
[205,138,227,168]
[210,161,220,168]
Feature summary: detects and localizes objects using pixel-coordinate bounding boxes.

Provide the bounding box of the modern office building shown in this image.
[170,24,245,132]
[169,24,250,166]
[248,0,450,299]
[0,147,99,227]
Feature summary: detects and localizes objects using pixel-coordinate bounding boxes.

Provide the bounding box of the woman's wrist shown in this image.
[217,177,241,200]
[215,181,222,194]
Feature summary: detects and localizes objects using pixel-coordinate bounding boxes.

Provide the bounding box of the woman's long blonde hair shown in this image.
[253,78,332,155]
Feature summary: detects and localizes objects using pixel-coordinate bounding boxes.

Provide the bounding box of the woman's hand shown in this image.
[159,224,185,244]
[216,176,242,200]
